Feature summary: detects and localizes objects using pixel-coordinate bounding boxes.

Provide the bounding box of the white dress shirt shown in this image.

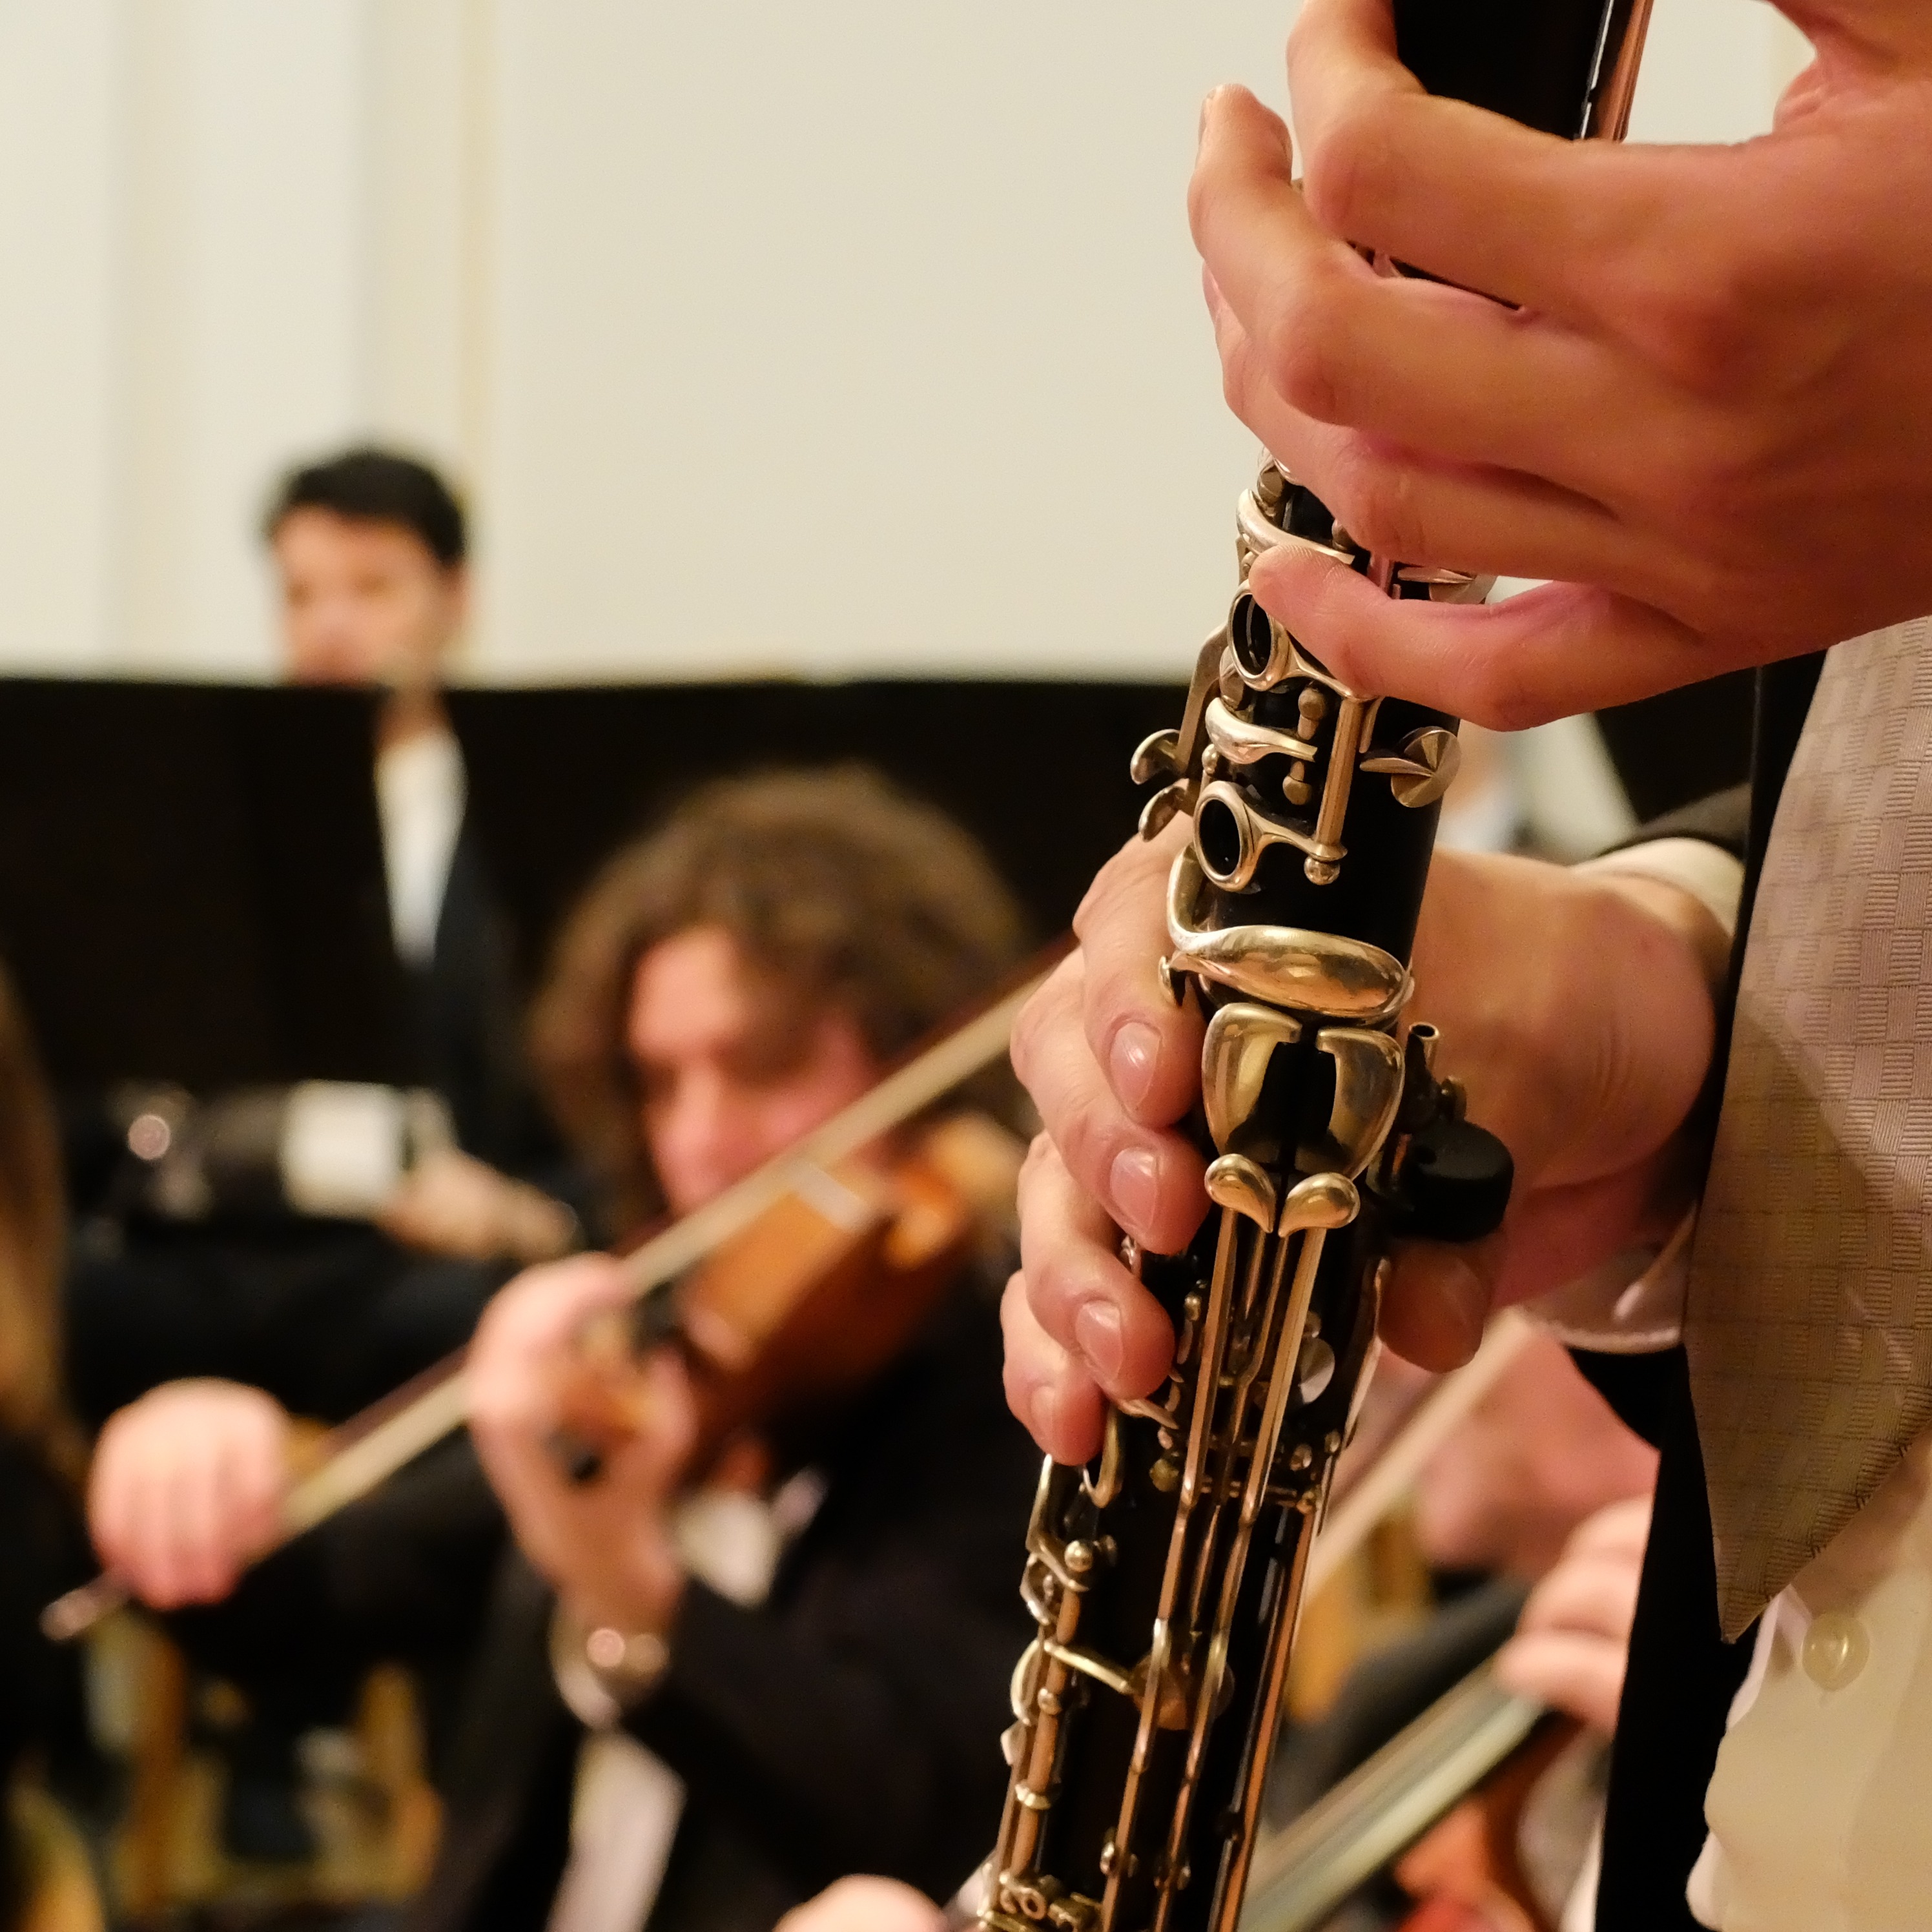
[546,1474,828,1932]
[1525,834,1932,1929]
[375,724,465,969]
[1686,1432,1932,1930]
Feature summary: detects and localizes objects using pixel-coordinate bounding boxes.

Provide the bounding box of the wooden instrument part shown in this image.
[1240,1660,1581,1932]
[676,1138,981,1461]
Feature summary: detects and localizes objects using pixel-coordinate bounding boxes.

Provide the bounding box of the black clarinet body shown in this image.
[978,7,1652,1932]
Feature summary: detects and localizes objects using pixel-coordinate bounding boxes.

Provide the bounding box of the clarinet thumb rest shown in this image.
[1373,1111,1514,1245]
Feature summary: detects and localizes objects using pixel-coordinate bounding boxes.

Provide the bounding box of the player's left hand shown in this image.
[1193,0,1932,724]
[468,1253,694,1634]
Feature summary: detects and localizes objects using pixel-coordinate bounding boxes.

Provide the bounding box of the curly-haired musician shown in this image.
[415,767,1042,1932]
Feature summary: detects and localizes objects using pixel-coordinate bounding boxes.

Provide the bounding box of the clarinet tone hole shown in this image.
[1228,591,1291,688]
[1195,795,1247,887]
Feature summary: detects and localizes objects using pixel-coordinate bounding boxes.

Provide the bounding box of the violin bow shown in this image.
[43,957,1055,1643]
[1237,1659,1559,1932]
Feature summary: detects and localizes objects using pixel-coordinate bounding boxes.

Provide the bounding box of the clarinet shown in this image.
[980,8,1652,1932]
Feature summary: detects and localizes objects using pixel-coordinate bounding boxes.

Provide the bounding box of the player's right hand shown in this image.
[88,1379,292,1608]
[1003,828,1724,1463]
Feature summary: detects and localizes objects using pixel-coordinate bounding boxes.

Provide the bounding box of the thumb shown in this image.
[1378,1233,1499,1370]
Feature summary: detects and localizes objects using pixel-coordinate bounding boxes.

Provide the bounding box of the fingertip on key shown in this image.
[1027,1385,1054,1448]
[1027,1379,1102,1466]
[1108,1021,1161,1115]
[1380,1241,1492,1372]
[1107,1147,1160,1240]
[1074,1300,1125,1385]
[1027,1382,1071,1462]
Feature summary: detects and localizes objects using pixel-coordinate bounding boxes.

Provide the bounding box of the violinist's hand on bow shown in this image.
[88,1379,291,1609]
[1495,1494,1652,1734]
[1193,0,1932,724]
[377,1147,577,1266]
[469,1253,693,1635]
[1003,821,1723,1462]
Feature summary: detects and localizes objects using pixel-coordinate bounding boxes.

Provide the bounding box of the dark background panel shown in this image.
[0,679,416,1087]
[453,673,1761,991]
[447,680,1190,984]
[1594,670,1758,826]
[0,670,1758,1093]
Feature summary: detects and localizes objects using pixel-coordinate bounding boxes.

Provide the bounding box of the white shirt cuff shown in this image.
[1526,1212,1694,1355]
[278,1082,408,1218]
[1521,834,1744,1354]
[1575,835,1745,941]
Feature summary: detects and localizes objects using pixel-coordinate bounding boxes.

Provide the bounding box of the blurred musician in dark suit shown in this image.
[0,969,100,1932]
[412,768,1041,1932]
[68,449,572,1862]
[271,449,559,1198]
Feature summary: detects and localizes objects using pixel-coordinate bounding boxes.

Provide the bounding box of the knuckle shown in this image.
[1259,281,1345,424]
[466,1376,509,1433]
[1217,319,1274,431]
[1641,249,1783,395]
[1025,1242,1091,1337]
[1220,344,1253,423]
[1283,5,1315,70]
[1442,624,1559,733]
[1007,979,1058,1089]
[1462,663,1547,734]
[1669,569,1744,646]
[1074,830,1166,938]
[1016,1133,1066,1224]
[1000,1268,1030,1330]
[1002,1359,1043,1441]
[1000,1343,1036,1408]
[1184,163,1217,248]
[1301,102,1388,242]
[1071,848,1125,939]
[1331,454,1430,565]
[1054,1103,1120,1205]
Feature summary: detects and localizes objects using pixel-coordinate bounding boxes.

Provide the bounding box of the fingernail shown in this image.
[1110,1022,1161,1115]
[1443,1255,1489,1346]
[1428,1251,1490,1364]
[1074,1301,1125,1384]
[1109,1146,1160,1238]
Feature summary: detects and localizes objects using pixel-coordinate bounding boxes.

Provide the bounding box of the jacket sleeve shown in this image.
[1622,781,1751,858]
[622,1289,1038,1901]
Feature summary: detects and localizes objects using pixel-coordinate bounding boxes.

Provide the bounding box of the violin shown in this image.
[43,963,1049,1641]
[558,1111,1022,1478]
[1239,1659,1579,1932]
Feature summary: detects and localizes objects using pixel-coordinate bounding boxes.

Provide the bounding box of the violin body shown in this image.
[557,1113,1020,1479]
[1390,1714,1581,1932]
[673,1127,992,1464]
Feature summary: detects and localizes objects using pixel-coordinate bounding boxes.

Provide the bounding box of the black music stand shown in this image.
[446,678,1190,983]
[1594,668,1757,825]
[0,679,418,1091]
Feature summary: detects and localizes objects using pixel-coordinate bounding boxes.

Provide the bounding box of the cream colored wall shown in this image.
[0,0,1809,681]
[0,0,120,672]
